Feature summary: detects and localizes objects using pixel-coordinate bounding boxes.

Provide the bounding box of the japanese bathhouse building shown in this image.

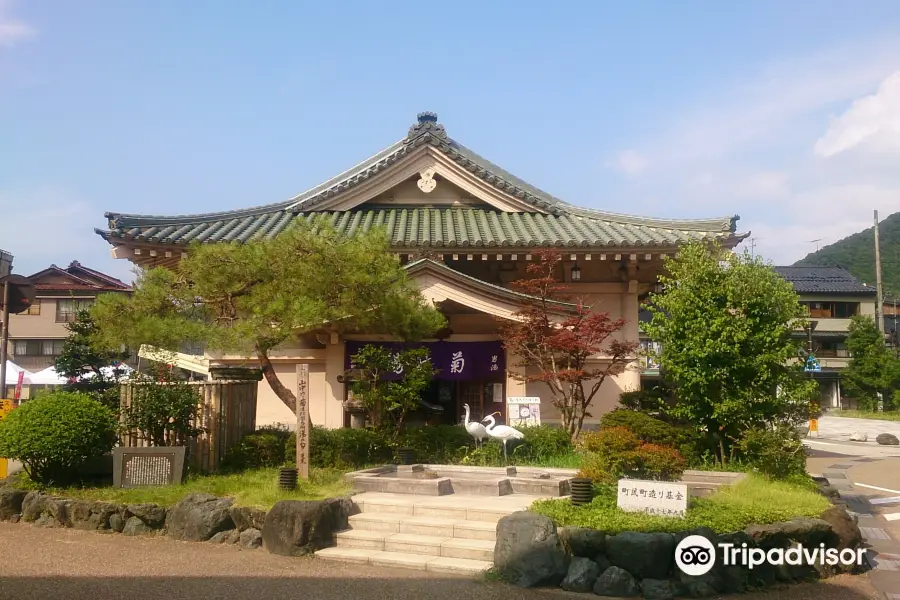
[96,113,747,429]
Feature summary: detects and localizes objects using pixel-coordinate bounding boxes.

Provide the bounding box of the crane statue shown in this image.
[462,403,488,448]
[482,412,524,463]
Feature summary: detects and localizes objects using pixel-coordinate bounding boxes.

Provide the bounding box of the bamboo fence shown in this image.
[119,380,257,473]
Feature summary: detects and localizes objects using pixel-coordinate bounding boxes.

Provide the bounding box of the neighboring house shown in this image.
[637,266,877,409]
[775,266,876,409]
[96,112,747,428]
[6,261,131,371]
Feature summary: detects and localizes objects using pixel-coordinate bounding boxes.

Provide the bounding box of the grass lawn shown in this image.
[828,409,900,422]
[531,474,830,534]
[13,468,351,510]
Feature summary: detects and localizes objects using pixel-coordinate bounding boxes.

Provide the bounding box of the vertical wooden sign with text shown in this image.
[295,363,310,479]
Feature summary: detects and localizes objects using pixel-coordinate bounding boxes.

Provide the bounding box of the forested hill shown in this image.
[792,211,900,298]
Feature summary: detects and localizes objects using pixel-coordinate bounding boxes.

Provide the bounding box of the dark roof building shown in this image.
[774,266,875,295]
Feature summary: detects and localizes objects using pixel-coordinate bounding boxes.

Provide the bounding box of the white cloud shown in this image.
[610,149,647,177]
[0,0,35,47]
[597,37,900,266]
[814,71,900,157]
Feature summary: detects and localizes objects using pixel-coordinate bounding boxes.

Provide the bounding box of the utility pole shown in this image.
[0,279,8,399]
[875,210,885,335]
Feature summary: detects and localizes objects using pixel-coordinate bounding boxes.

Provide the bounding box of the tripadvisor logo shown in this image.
[675,535,866,576]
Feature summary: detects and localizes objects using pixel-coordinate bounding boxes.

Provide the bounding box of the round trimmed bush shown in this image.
[0,391,117,485]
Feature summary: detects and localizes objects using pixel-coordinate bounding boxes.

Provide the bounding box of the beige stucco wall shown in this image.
[7,298,76,339]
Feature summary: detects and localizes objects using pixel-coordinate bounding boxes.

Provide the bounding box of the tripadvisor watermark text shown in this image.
[675,535,866,576]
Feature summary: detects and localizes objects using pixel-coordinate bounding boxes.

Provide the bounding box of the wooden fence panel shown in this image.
[119,380,258,473]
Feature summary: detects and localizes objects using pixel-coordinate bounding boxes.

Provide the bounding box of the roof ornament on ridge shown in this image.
[407,111,448,145]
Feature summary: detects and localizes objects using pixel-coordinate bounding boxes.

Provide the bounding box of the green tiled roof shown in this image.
[97,112,746,250]
[100,207,737,249]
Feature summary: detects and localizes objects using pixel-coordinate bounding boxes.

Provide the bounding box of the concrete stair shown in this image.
[315,492,541,575]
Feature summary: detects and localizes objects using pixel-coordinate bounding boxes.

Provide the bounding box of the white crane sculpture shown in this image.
[462,403,488,448]
[482,412,524,462]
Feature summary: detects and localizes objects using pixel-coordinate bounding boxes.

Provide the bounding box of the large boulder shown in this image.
[122,516,153,536]
[45,498,73,527]
[745,523,791,550]
[126,503,167,529]
[109,511,127,533]
[641,578,675,600]
[0,487,27,520]
[560,557,601,593]
[819,506,863,551]
[559,527,605,558]
[592,566,639,597]
[240,527,263,549]
[605,532,675,580]
[165,493,234,542]
[21,491,48,522]
[69,501,120,531]
[877,433,899,446]
[262,497,355,557]
[229,506,267,532]
[780,518,834,546]
[493,511,570,588]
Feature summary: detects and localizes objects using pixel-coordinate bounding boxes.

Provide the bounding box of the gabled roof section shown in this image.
[404,258,575,311]
[27,262,132,292]
[774,266,875,295]
[98,112,746,249]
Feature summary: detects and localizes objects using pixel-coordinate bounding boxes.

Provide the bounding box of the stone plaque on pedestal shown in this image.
[113,447,186,488]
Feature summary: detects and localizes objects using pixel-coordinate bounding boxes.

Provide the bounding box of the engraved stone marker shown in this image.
[113,447,186,488]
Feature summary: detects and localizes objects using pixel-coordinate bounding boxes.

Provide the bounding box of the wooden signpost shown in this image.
[295,363,310,479]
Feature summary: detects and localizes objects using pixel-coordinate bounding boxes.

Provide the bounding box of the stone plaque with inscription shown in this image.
[617,478,688,517]
[113,447,186,488]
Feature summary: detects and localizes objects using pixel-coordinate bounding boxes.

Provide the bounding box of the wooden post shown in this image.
[296,363,310,479]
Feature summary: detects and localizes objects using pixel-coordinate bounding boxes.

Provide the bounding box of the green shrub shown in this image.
[121,368,204,446]
[618,387,668,414]
[514,425,573,462]
[600,408,702,460]
[0,392,117,485]
[394,425,473,463]
[286,427,392,469]
[577,427,685,483]
[737,425,807,480]
[223,425,292,471]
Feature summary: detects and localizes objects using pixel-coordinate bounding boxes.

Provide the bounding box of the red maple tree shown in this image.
[498,251,638,441]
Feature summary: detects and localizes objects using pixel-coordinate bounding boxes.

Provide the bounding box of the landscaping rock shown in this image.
[493,511,570,588]
[877,433,899,446]
[0,487,27,521]
[714,531,755,594]
[819,506,863,551]
[560,557,600,593]
[780,518,834,546]
[45,497,72,527]
[592,566,639,597]
[262,497,355,557]
[126,503,167,529]
[209,529,234,543]
[68,501,93,529]
[559,527,605,558]
[229,506,267,532]
[849,431,868,442]
[8,514,19,523]
[641,578,675,600]
[108,511,127,533]
[21,491,48,522]
[240,527,263,549]
[122,516,152,536]
[165,493,234,542]
[88,503,122,531]
[594,553,612,573]
[605,532,674,580]
[227,529,241,544]
[745,523,790,550]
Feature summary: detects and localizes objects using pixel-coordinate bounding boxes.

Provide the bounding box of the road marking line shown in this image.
[856,483,900,495]
[860,527,892,540]
[869,496,900,505]
[884,513,900,522]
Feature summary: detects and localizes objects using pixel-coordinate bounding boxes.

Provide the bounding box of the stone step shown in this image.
[315,547,492,575]
[335,530,496,561]
[347,513,497,540]
[354,493,531,522]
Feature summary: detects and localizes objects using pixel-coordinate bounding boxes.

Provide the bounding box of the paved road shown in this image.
[0,523,881,600]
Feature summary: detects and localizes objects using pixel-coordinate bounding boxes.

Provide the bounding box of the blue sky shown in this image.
[3,1,900,283]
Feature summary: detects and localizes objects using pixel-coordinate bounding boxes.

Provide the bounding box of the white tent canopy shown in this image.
[83,364,134,380]
[30,366,68,385]
[4,360,33,385]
